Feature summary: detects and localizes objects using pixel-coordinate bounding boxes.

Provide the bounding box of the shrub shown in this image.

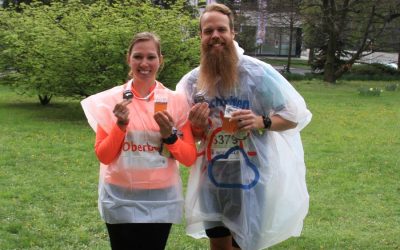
[350,63,400,76]
[335,63,400,81]
[385,83,399,91]
[358,87,382,96]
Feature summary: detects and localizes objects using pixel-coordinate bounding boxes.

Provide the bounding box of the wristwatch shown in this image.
[162,130,178,144]
[262,115,272,130]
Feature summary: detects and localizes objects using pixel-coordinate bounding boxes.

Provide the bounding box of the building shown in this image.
[199,0,302,57]
[238,11,302,57]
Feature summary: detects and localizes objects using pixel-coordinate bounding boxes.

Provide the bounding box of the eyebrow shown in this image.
[131,52,157,56]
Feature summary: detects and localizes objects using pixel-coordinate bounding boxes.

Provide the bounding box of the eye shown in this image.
[218,27,227,33]
[203,29,213,35]
[132,55,142,60]
[147,55,157,60]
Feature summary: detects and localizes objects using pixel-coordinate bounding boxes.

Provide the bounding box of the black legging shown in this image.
[206,226,239,248]
[106,223,172,250]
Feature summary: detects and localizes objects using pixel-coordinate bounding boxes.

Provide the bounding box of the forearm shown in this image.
[95,124,126,165]
[269,115,297,131]
[166,139,197,166]
[255,114,297,132]
[166,121,197,166]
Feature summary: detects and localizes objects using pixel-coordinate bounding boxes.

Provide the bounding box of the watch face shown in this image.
[263,116,272,129]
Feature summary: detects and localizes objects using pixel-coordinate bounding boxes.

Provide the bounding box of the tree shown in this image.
[302,0,400,83]
[267,0,302,73]
[0,0,200,104]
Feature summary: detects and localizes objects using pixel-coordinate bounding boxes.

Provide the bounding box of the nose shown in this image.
[139,58,150,66]
[211,30,220,38]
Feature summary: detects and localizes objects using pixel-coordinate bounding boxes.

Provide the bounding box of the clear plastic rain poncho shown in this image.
[81,81,190,224]
[176,43,312,250]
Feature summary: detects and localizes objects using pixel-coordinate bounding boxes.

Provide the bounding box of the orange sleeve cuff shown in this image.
[166,121,197,167]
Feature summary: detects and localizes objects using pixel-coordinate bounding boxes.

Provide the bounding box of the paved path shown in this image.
[300,49,398,64]
[270,50,398,74]
[273,65,311,75]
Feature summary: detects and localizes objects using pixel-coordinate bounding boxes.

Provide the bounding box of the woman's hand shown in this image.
[113,99,132,130]
[153,111,175,138]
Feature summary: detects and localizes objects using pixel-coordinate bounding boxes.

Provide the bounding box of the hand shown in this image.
[153,111,175,138]
[113,99,132,129]
[230,109,263,132]
[189,102,210,131]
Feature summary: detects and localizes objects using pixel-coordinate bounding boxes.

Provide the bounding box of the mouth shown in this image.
[138,70,151,75]
[209,41,224,47]
[208,43,225,54]
[208,38,225,47]
[211,44,223,49]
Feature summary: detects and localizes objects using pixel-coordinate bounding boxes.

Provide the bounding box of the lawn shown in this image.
[0,80,399,250]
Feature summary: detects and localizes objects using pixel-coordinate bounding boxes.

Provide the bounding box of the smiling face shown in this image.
[127,37,162,85]
[200,11,235,55]
[198,9,238,96]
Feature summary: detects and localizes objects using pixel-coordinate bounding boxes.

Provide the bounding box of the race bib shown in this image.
[211,131,241,161]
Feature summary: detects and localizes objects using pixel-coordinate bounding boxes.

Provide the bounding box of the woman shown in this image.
[81,32,196,250]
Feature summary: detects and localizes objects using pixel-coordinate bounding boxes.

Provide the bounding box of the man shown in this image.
[176,3,312,250]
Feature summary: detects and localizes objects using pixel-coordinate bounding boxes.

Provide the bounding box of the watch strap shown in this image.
[162,132,178,144]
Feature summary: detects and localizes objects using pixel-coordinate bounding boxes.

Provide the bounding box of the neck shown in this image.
[132,80,156,97]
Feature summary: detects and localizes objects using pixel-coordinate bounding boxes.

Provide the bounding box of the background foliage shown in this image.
[0,0,200,103]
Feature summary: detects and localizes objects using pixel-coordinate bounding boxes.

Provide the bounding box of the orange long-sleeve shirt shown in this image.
[85,82,196,189]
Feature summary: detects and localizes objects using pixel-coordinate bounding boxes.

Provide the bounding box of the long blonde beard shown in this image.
[197,40,239,97]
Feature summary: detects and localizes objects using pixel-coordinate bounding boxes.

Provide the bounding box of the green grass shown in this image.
[1,81,399,249]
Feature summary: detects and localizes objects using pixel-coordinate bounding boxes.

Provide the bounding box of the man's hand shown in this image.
[189,102,210,137]
[189,102,210,130]
[230,110,297,132]
[230,109,263,132]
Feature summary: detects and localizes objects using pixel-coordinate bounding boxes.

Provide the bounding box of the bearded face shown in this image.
[197,36,239,97]
[197,10,239,96]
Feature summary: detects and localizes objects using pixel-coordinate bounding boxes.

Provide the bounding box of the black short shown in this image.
[205,226,239,248]
[106,223,172,250]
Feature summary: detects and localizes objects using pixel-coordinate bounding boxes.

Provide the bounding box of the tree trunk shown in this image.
[38,94,52,105]
[286,0,295,73]
[322,0,337,83]
[324,37,337,83]
[308,47,314,65]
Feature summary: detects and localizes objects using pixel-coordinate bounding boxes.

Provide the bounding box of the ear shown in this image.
[159,55,164,65]
[126,53,132,65]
